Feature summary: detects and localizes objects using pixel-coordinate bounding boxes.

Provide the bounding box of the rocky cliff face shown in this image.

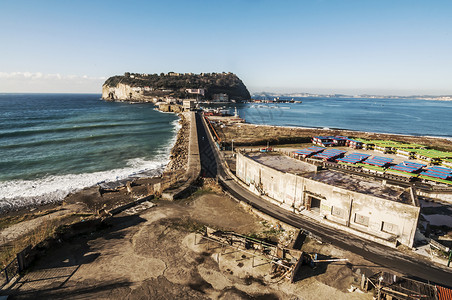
[102,72,251,102]
[102,83,154,102]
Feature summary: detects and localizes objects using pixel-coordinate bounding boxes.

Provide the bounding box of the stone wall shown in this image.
[236,152,420,247]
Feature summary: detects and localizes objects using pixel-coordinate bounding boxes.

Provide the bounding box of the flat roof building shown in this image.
[183,99,196,111]
[236,151,420,248]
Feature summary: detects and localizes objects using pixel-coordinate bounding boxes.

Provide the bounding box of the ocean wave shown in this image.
[0,156,168,213]
[0,121,153,138]
[0,129,167,150]
[0,116,182,213]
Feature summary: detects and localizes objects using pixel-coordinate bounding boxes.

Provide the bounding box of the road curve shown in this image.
[195,112,452,288]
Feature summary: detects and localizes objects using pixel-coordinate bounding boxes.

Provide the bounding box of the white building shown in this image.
[236,152,420,248]
[183,99,196,111]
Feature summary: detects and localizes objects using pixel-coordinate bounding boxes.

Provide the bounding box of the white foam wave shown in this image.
[0,157,167,212]
[0,116,182,213]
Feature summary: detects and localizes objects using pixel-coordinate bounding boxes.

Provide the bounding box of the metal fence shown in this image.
[0,257,19,289]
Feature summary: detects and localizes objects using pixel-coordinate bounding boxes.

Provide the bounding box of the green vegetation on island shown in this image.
[103,72,251,101]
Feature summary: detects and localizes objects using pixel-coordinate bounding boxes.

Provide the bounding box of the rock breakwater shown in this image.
[165,113,190,172]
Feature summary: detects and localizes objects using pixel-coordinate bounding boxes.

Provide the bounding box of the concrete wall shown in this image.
[161,112,200,200]
[418,190,452,203]
[236,152,420,247]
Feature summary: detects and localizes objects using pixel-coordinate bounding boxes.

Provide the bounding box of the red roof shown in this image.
[437,285,452,300]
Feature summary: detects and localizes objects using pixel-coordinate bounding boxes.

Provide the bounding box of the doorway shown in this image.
[308,196,321,213]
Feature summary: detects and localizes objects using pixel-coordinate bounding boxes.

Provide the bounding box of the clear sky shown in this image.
[1,0,451,95]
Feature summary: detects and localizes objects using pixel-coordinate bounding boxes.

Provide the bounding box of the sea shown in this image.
[1,94,452,212]
[221,97,452,138]
[0,94,179,212]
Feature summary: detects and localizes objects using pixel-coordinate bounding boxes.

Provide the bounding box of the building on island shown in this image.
[185,88,205,96]
[236,151,420,248]
[183,99,196,111]
[212,93,229,102]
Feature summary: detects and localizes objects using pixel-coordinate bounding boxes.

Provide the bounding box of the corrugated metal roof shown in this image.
[362,156,393,167]
[293,146,325,156]
[389,161,426,173]
[437,285,452,300]
[336,153,370,164]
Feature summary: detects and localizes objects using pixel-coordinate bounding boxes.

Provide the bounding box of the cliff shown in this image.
[102,72,250,102]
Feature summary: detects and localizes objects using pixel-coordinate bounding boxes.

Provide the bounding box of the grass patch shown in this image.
[178,179,223,204]
[246,221,284,244]
[166,217,207,233]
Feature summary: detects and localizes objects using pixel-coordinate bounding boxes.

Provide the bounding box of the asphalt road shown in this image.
[196,112,452,288]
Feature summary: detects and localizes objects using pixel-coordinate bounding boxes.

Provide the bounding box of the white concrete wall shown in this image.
[236,153,420,247]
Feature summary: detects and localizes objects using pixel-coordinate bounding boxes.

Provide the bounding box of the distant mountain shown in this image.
[102,72,250,102]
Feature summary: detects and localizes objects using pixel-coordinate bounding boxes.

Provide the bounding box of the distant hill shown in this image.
[102,72,250,101]
[252,91,452,101]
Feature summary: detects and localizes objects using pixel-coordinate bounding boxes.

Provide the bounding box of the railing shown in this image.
[1,257,19,289]
[203,115,222,142]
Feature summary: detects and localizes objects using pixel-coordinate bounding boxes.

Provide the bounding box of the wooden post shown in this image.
[361,274,367,291]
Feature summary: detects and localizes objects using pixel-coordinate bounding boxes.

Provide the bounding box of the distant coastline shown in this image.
[252,92,452,101]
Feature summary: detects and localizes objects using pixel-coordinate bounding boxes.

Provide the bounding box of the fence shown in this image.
[1,256,19,289]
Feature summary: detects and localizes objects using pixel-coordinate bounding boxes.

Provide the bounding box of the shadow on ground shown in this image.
[3,215,146,299]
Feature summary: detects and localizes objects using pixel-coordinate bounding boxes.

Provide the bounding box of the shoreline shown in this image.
[0,111,188,217]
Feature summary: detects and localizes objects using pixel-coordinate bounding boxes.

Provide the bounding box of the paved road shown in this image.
[196,112,452,288]
[195,113,217,178]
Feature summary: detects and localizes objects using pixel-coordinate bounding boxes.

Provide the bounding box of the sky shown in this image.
[0,0,451,95]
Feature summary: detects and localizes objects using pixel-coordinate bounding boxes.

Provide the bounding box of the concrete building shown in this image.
[212,93,229,102]
[443,159,452,168]
[396,148,415,159]
[183,99,196,111]
[185,88,205,96]
[236,151,420,248]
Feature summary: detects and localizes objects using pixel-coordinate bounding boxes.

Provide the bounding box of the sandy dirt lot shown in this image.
[217,122,452,151]
[3,189,379,300]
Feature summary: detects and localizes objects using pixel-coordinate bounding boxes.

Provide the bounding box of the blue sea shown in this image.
[1,94,452,211]
[224,97,452,138]
[0,94,179,211]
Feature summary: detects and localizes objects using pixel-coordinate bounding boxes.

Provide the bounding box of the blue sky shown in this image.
[1,0,451,95]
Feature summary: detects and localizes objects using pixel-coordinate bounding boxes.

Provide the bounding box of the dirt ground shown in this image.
[2,189,378,300]
[217,122,452,151]
[0,204,89,246]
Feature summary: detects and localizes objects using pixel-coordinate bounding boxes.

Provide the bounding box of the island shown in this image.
[102,72,251,103]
